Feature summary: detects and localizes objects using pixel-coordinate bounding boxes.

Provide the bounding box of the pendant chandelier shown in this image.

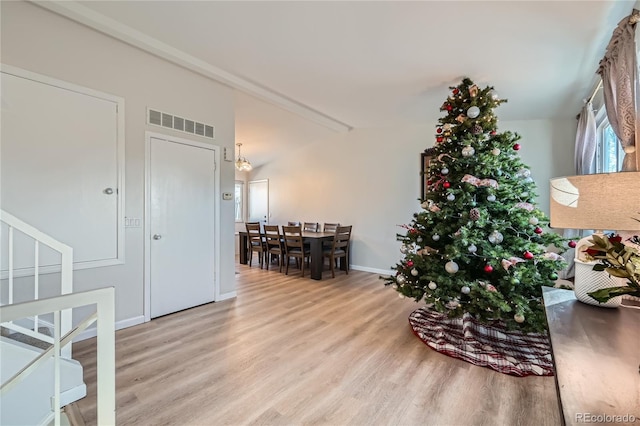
[235,143,252,172]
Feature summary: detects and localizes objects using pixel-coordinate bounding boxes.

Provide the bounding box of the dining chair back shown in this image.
[245,222,266,269]
[287,221,301,226]
[323,225,352,278]
[282,225,310,276]
[264,224,284,272]
[303,222,319,232]
[323,223,340,233]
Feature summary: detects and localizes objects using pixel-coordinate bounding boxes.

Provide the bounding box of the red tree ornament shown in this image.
[407,260,414,267]
[453,88,459,95]
[436,136,444,143]
[443,181,451,189]
[513,143,521,151]
[568,240,577,248]
[524,251,534,260]
[436,127,443,134]
[446,104,453,111]
[534,227,543,234]
[483,264,494,273]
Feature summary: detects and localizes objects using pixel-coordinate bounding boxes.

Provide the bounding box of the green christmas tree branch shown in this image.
[382,78,571,333]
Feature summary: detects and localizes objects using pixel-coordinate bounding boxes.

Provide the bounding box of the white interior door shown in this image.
[149,136,216,318]
[248,179,269,224]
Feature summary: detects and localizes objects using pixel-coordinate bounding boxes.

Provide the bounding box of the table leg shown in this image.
[309,238,323,280]
[239,233,248,264]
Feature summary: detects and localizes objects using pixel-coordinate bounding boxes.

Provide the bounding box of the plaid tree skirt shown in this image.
[408,307,554,376]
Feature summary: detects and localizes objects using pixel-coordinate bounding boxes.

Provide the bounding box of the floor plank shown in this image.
[72,264,560,425]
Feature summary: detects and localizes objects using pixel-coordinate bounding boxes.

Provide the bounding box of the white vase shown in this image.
[573,259,625,308]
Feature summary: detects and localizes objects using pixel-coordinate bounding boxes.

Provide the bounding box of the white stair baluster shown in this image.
[34,240,39,332]
[8,225,14,305]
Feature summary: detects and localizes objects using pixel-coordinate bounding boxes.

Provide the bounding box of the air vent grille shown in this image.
[147,108,215,139]
[149,110,162,126]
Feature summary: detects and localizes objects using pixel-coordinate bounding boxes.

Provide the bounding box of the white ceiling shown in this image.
[62,1,637,166]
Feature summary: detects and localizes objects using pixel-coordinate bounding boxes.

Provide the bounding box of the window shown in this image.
[234,181,244,222]
[595,117,624,173]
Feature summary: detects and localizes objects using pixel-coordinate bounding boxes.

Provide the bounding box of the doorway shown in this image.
[145,133,218,319]
[248,179,269,225]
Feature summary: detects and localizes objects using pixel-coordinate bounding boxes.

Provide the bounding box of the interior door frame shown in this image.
[143,131,221,322]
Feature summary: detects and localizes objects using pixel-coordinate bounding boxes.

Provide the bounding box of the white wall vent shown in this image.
[147,108,215,139]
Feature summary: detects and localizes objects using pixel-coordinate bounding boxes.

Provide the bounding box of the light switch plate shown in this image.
[124,217,141,228]
[222,192,233,200]
[223,147,233,162]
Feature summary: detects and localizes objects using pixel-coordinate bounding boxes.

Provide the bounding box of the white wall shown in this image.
[250,125,430,273]
[249,119,576,274]
[1,1,237,326]
[507,119,576,215]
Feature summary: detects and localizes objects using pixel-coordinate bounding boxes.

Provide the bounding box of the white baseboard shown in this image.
[217,291,237,301]
[73,315,145,342]
[351,265,394,276]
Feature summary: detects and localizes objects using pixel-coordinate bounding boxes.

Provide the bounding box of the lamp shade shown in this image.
[549,171,640,231]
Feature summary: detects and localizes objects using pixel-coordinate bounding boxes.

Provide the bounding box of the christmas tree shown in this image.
[383,78,569,333]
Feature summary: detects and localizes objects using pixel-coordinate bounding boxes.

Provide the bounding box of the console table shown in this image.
[542,287,640,425]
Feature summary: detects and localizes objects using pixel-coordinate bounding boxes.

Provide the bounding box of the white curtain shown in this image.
[574,103,597,175]
[559,103,597,280]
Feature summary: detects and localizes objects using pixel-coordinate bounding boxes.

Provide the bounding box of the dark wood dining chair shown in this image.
[322,225,352,278]
[264,224,284,272]
[322,223,341,260]
[323,223,340,233]
[287,221,301,226]
[303,222,319,232]
[282,225,310,276]
[245,222,266,269]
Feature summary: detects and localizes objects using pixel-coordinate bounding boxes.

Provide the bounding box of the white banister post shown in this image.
[53,310,61,426]
[8,226,14,304]
[34,241,40,332]
[60,246,73,359]
[96,287,116,425]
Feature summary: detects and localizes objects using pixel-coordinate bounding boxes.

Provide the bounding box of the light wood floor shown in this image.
[72,263,560,426]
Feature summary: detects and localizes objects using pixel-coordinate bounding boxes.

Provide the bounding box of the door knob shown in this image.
[153,234,162,240]
[103,188,114,195]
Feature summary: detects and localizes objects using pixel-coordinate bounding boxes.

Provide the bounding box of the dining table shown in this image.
[238,229,346,280]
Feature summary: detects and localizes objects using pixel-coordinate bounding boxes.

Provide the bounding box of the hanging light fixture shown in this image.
[235,142,253,172]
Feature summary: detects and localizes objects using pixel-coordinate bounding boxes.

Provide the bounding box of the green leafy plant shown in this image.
[584,233,640,303]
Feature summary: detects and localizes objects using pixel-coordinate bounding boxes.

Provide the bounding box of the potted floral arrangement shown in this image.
[582,233,640,304]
